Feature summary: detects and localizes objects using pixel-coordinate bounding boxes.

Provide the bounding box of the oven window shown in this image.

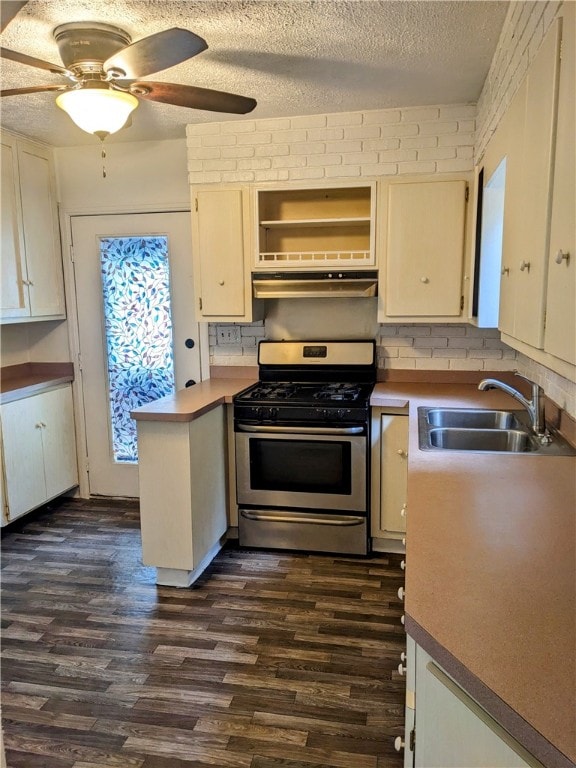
[249,438,352,495]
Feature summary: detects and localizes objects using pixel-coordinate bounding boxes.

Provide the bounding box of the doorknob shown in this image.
[185,338,195,348]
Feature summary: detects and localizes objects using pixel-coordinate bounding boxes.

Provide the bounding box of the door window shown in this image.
[100,235,175,463]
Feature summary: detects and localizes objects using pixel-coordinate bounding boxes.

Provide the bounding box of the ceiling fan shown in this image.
[0,19,257,137]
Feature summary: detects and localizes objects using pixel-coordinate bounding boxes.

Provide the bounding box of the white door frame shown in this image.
[59,205,210,499]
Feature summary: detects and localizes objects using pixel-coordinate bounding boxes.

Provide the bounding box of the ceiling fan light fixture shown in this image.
[56,86,138,136]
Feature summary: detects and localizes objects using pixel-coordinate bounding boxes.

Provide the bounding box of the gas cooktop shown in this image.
[235,380,374,406]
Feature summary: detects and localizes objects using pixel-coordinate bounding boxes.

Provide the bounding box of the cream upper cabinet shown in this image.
[371,409,408,547]
[1,385,78,525]
[1,137,27,318]
[1,133,66,323]
[254,182,376,270]
[544,6,575,365]
[190,186,259,322]
[378,177,469,322]
[498,20,561,349]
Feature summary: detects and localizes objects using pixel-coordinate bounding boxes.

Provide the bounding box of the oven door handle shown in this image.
[240,510,366,526]
[236,423,364,435]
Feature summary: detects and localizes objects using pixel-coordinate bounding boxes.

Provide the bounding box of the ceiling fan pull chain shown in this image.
[94,132,109,178]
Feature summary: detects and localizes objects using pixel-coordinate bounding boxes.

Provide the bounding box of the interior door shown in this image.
[72,212,202,498]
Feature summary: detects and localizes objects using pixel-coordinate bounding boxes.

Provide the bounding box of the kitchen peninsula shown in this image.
[132,375,575,768]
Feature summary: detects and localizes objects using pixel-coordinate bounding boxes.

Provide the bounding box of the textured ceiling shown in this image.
[0,0,509,147]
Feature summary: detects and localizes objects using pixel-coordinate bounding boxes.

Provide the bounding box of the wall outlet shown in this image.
[217,326,242,345]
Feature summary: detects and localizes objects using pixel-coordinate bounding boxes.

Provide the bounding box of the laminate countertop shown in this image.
[131,378,255,422]
[135,377,575,766]
[0,362,74,403]
[372,382,576,768]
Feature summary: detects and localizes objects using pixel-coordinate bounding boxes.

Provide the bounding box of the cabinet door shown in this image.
[40,387,78,500]
[0,137,28,318]
[17,141,66,318]
[191,187,250,319]
[544,6,575,364]
[379,414,408,534]
[499,21,561,348]
[384,180,467,317]
[372,413,408,538]
[1,396,46,521]
[415,650,543,768]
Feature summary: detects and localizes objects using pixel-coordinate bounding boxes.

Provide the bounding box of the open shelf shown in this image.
[255,184,376,269]
[260,217,371,229]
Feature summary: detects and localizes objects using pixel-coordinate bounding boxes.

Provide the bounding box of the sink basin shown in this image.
[428,427,534,453]
[418,407,576,455]
[426,408,522,429]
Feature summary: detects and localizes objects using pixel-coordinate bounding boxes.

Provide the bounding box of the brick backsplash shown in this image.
[208,321,576,417]
[209,321,518,372]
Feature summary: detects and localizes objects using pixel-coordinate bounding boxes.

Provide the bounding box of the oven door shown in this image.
[235,424,367,512]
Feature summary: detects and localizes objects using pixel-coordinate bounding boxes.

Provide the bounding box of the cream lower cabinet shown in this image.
[1,133,65,323]
[1,385,78,524]
[136,406,229,587]
[191,186,261,322]
[401,638,544,768]
[371,408,408,551]
[378,176,469,323]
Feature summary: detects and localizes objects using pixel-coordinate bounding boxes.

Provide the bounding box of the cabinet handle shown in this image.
[397,448,407,457]
[35,422,43,429]
[397,587,405,601]
[420,276,429,284]
[398,662,407,676]
[394,736,405,752]
[400,504,407,517]
[555,249,570,265]
[520,260,531,272]
[218,279,225,286]
[501,267,510,276]
[400,559,406,570]
[401,652,407,662]
[400,614,405,625]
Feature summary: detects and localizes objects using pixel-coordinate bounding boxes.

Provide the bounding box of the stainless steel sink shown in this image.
[428,427,534,453]
[418,407,576,455]
[426,408,522,429]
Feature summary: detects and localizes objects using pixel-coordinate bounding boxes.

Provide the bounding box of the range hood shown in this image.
[252,271,378,299]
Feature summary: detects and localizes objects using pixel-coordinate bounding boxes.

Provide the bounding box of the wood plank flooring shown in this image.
[1,498,406,768]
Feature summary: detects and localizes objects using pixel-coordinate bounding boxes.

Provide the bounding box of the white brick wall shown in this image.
[210,321,518,373]
[202,105,519,380]
[187,105,476,184]
[475,0,563,159]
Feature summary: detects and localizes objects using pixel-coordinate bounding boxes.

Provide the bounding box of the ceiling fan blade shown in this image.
[128,81,257,114]
[1,47,69,75]
[1,84,71,97]
[104,28,207,79]
[0,1,27,32]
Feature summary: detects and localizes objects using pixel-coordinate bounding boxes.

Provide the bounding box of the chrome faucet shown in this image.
[478,372,548,438]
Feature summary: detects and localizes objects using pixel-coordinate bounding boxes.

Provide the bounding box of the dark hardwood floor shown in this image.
[1,498,406,768]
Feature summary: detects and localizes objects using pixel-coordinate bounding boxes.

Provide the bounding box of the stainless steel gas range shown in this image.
[233,340,376,555]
